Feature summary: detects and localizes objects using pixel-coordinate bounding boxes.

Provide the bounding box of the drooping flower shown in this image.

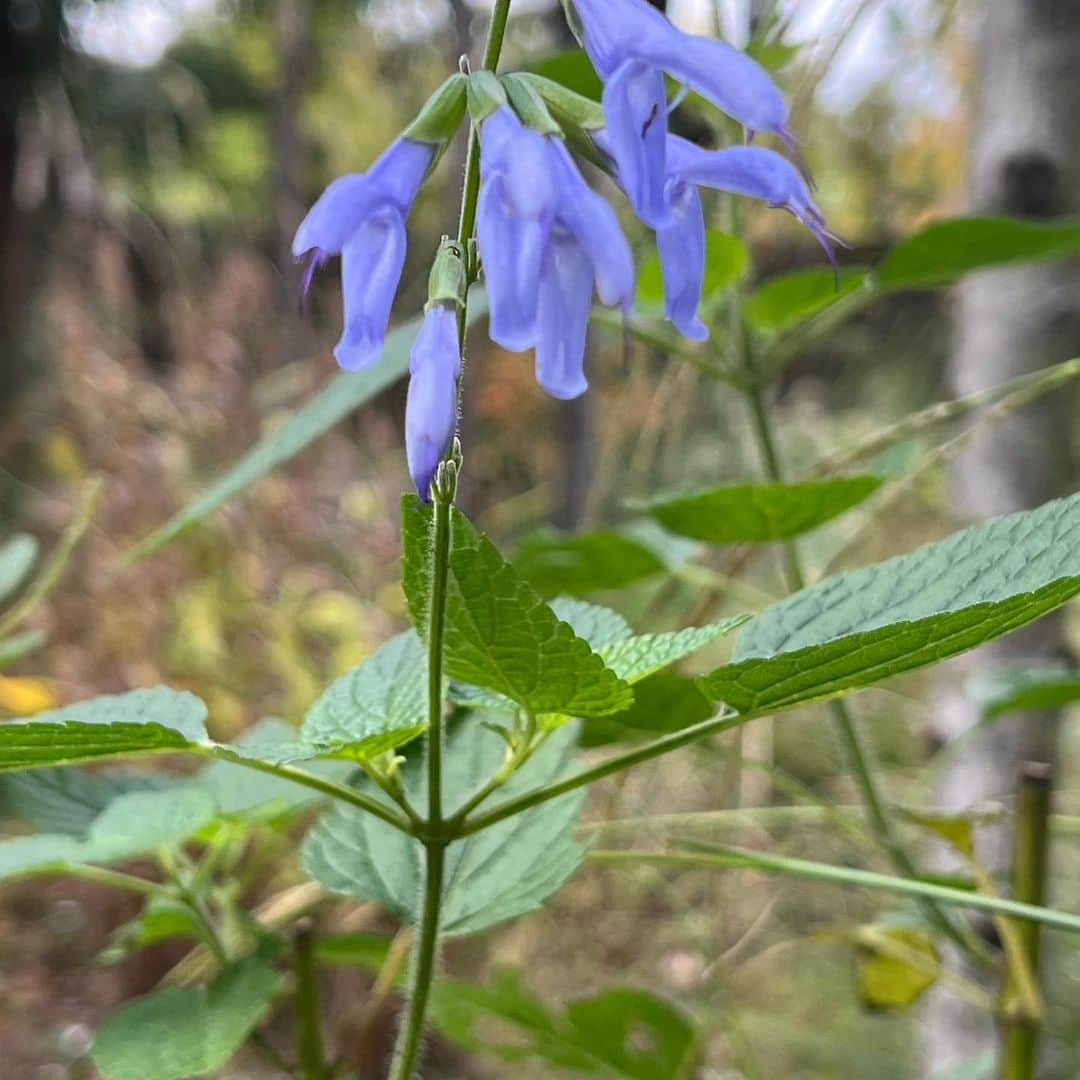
[569,0,791,228]
[405,303,460,499]
[642,136,840,340]
[293,137,434,372]
[477,107,556,350]
[475,112,634,400]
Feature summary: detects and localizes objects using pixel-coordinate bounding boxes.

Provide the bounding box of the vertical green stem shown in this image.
[389,5,513,1078]
[295,920,326,1080]
[1002,762,1053,1080]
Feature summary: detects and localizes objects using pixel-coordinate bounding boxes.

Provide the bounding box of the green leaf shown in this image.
[0,533,38,604]
[194,719,352,816]
[875,216,1080,290]
[123,300,485,565]
[637,229,747,311]
[513,529,667,597]
[0,688,209,770]
[853,924,941,1011]
[967,660,1080,718]
[899,809,975,859]
[550,598,633,650]
[429,968,700,1080]
[303,718,589,936]
[0,833,82,878]
[641,476,882,543]
[92,952,283,1080]
[700,492,1080,713]
[101,899,202,963]
[299,631,426,758]
[528,49,603,101]
[1,766,176,837]
[746,268,866,333]
[581,672,716,748]
[314,932,394,970]
[598,618,748,684]
[402,496,631,718]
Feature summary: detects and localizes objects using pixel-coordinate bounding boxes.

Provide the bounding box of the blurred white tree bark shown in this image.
[924,0,1080,1070]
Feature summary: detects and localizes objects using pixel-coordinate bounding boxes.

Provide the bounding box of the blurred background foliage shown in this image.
[0,0,1077,1077]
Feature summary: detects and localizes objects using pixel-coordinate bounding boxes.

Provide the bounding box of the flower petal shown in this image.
[292,138,433,258]
[601,59,671,229]
[547,140,634,310]
[334,208,407,372]
[406,303,460,499]
[570,0,676,79]
[667,139,836,267]
[535,230,595,400]
[657,180,708,341]
[477,174,549,351]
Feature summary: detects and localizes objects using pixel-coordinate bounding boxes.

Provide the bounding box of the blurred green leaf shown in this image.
[875,216,1080,290]
[853,924,941,1011]
[92,952,283,1080]
[745,39,800,70]
[580,672,714,748]
[967,660,1080,718]
[529,49,603,101]
[746,268,866,333]
[299,631,427,758]
[637,229,748,312]
[0,534,38,605]
[124,299,486,565]
[402,497,631,718]
[701,491,1080,713]
[314,932,394,969]
[430,967,700,1079]
[513,529,667,597]
[640,476,881,543]
[549,598,633,650]
[899,809,975,859]
[303,719,588,936]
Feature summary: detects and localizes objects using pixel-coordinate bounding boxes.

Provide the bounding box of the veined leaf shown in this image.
[701,492,1080,713]
[747,268,867,334]
[124,299,486,564]
[0,688,210,770]
[303,719,588,936]
[598,618,748,684]
[402,496,631,718]
[299,631,426,758]
[91,952,283,1080]
[640,476,881,543]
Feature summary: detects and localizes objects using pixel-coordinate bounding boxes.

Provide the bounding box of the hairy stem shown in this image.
[390,5,513,1076]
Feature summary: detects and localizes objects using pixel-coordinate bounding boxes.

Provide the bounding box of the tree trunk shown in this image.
[924,0,1080,1071]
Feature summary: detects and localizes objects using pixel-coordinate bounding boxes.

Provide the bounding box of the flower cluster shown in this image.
[292,0,837,498]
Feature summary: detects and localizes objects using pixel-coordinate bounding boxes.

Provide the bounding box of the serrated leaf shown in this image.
[91,952,283,1080]
[701,492,1080,713]
[875,216,1080,290]
[124,299,486,565]
[967,660,1080,718]
[402,496,631,718]
[303,719,588,936]
[598,618,748,684]
[85,787,217,860]
[0,533,38,604]
[550,598,633,649]
[513,529,666,597]
[640,477,882,543]
[299,631,426,758]
[853,924,941,1011]
[430,968,700,1080]
[746,268,867,333]
[0,688,209,770]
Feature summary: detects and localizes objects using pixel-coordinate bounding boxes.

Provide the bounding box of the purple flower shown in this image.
[406,303,460,499]
[667,137,840,269]
[570,0,791,227]
[656,180,707,340]
[293,137,434,372]
[475,114,634,400]
[477,107,556,350]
